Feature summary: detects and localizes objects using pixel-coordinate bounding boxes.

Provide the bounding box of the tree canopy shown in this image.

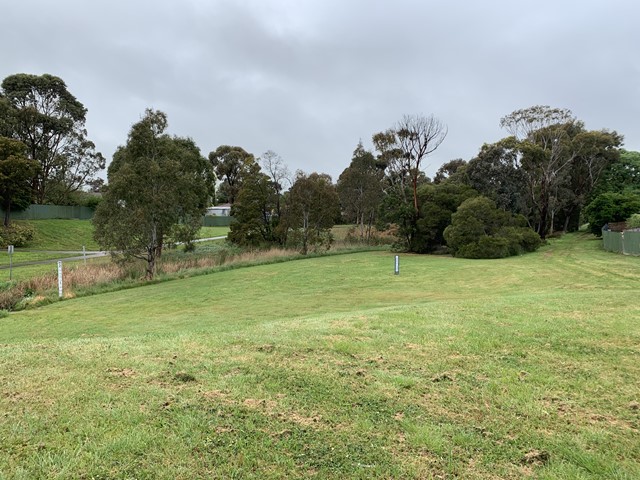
[0,73,105,204]
[209,145,256,204]
[228,168,280,247]
[93,109,213,278]
[282,171,340,254]
[493,106,622,237]
[0,137,39,226]
[372,114,446,252]
[337,142,383,241]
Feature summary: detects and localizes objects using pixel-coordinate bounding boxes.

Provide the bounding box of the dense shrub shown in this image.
[457,235,509,259]
[413,182,478,253]
[443,196,541,259]
[0,223,36,247]
[83,195,103,210]
[584,192,640,235]
[626,213,640,229]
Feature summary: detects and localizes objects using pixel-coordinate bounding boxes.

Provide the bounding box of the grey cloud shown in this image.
[1,0,639,180]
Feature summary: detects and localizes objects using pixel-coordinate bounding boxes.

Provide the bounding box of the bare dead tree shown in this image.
[258,150,290,218]
[395,114,448,211]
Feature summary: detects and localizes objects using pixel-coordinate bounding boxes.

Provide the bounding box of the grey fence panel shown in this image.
[202,216,234,227]
[602,230,621,253]
[623,231,640,256]
[601,230,640,256]
[4,204,94,220]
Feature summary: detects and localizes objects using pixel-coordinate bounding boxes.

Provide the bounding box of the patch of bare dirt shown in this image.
[106,367,136,377]
[521,449,550,465]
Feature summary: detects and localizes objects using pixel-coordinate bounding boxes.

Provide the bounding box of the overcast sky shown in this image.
[2,0,638,182]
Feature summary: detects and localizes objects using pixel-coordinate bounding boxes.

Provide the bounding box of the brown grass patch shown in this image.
[106,367,136,377]
[0,246,303,311]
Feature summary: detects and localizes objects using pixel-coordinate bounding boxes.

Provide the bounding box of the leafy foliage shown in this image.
[372,114,447,252]
[584,192,640,235]
[208,145,256,204]
[93,109,213,278]
[283,172,340,254]
[444,196,541,258]
[0,222,35,247]
[0,73,105,204]
[228,169,281,247]
[337,142,383,242]
[466,139,528,215]
[0,136,39,226]
[433,158,466,184]
[413,182,477,253]
[627,213,640,229]
[497,106,622,238]
[593,149,640,196]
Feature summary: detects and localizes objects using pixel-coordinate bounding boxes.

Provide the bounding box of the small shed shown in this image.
[206,204,232,216]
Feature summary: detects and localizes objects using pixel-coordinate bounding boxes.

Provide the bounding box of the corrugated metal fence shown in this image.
[602,230,640,255]
[3,204,235,226]
[5,204,94,220]
[203,216,233,227]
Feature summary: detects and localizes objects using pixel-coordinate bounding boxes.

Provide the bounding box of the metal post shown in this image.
[8,245,13,281]
[394,255,400,275]
[83,245,86,265]
[57,261,63,298]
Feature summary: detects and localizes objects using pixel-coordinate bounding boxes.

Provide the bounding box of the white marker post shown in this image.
[394,255,400,275]
[57,261,63,298]
[82,245,86,265]
[8,245,14,281]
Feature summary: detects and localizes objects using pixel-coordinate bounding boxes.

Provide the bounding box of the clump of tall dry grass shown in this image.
[0,246,301,311]
[0,262,133,310]
[157,247,294,274]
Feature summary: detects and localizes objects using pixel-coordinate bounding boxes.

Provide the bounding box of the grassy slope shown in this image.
[1,234,639,478]
[17,219,100,250]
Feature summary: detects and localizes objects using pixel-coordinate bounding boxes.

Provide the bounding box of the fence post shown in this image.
[8,245,13,280]
[57,261,63,298]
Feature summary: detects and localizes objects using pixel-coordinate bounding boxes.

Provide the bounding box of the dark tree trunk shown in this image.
[3,202,11,227]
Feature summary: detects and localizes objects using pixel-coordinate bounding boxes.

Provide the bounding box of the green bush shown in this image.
[584,192,640,235]
[627,213,640,229]
[83,195,103,210]
[444,196,542,259]
[498,226,543,254]
[457,236,510,259]
[0,223,36,247]
[517,227,543,252]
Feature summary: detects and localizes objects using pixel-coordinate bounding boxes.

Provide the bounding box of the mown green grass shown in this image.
[0,234,639,479]
[16,219,100,251]
[197,226,230,239]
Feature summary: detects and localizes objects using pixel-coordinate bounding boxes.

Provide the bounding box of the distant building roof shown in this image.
[206,204,232,216]
[608,221,628,232]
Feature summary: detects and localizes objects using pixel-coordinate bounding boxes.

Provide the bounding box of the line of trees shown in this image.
[93,104,634,272]
[4,73,637,275]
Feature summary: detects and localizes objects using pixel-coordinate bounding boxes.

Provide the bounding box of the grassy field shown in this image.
[0,234,639,478]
